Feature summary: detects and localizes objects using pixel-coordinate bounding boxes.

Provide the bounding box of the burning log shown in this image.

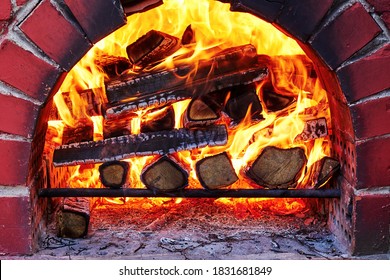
[224,84,263,122]
[309,157,340,188]
[140,105,175,133]
[181,24,196,45]
[99,161,130,188]
[261,84,295,113]
[126,30,181,68]
[103,113,133,139]
[56,197,90,238]
[53,125,228,166]
[62,120,93,145]
[195,152,238,190]
[96,54,131,79]
[183,96,222,128]
[296,117,328,141]
[246,146,307,189]
[121,0,164,16]
[104,44,267,118]
[141,156,188,192]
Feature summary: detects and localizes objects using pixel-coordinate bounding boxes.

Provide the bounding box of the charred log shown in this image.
[296,117,328,141]
[99,161,129,188]
[103,113,133,139]
[183,96,222,128]
[62,120,93,145]
[104,44,267,118]
[121,0,164,16]
[53,125,228,166]
[96,55,131,79]
[126,30,181,68]
[196,152,238,189]
[261,83,295,113]
[140,105,175,133]
[56,197,90,238]
[246,146,307,189]
[224,83,263,122]
[309,157,340,188]
[141,156,189,192]
[181,24,196,45]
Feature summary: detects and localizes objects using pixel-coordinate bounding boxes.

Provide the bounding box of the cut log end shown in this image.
[313,157,340,188]
[141,156,188,192]
[99,161,129,188]
[196,152,238,189]
[56,197,90,238]
[246,146,307,189]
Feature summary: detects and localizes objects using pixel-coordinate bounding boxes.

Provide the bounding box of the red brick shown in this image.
[356,136,390,189]
[63,0,126,44]
[0,140,31,186]
[276,0,333,42]
[0,196,30,228]
[0,226,32,255]
[16,0,29,6]
[382,12,390,30]
[0,94,39,138]
[351,95,390,140]
[230,0,284,23]
[19,0,92,71]
[0,39,64,102]
[0,0,12,21]
[337,45,390,102]
[353,192,390,255]
[365,0,390,13]
[311,3,381,69]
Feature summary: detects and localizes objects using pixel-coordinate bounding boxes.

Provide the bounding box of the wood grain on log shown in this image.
[196,152,238,189]
[99,161,129,188]
[141,156,188,192]
[62,120,93,145]
[246,146,307,189]
[56,197,90,238]
[53,125,228,166]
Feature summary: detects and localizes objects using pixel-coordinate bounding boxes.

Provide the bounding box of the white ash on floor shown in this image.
[34,198,348,259]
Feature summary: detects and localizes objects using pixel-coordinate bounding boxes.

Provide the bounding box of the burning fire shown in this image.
[45,0,332,215]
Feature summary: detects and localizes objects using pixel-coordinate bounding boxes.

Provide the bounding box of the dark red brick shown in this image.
[0,94,39,138]
[0,196,30,228]
[230,0,284,23]
[0,226,32,255]
[16,0,29,6]
[351,95,390,140]
[0,140,31,186]
[0,39,65,102]
[337,45,390,102]
[365,0,390,13]
[63,0,126,44]
[381,12,390,31]
[0,0,12,21]
[356,136,390,189]
[311,3,381,70]
[19,0,92,71]
[353,192,390,255]
[276,0,333,42]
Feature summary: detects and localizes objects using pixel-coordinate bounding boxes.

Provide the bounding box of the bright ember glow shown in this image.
[45,0,332,215]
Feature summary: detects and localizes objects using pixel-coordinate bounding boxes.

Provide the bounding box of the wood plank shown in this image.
[53,125,228,167]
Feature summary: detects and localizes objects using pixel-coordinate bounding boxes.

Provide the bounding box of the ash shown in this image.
[34,198,347,260]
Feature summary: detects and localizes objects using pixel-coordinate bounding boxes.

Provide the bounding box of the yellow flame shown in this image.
[45,0,332,214]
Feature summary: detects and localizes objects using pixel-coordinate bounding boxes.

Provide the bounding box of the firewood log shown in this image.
[56,197,90,238]
[246,146,307,189]
[224,83,263,122]
[140,105,175,133]
[141,156,188,192]
[126,30,181,68]
[96,54,131,79]
[183,96,222,128]
[309,157,340,188]
[121,0,164,16]
[53,125,228,166]
[103,113,133,139]
[261,83,295,112]
[196,152,238,189]
[62,119,93,145]
[181,24,196,45]
[99,161,129,188]
[296,117,328,141]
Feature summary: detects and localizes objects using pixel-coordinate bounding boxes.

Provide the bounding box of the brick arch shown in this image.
[0,0,388,255]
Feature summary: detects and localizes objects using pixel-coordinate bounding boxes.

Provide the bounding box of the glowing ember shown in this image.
[45,0,332,214]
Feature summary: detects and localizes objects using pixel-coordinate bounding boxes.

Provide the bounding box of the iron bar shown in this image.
[39,188,341,198]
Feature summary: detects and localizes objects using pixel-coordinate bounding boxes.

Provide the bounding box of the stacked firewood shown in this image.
[53,27,339,196]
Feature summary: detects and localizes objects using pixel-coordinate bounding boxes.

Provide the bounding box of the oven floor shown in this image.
[21,199,384,259]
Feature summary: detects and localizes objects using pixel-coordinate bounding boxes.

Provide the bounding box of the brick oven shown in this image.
[0,0,389,257]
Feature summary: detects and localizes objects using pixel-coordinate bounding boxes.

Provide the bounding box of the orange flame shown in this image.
[45,0,332,215]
